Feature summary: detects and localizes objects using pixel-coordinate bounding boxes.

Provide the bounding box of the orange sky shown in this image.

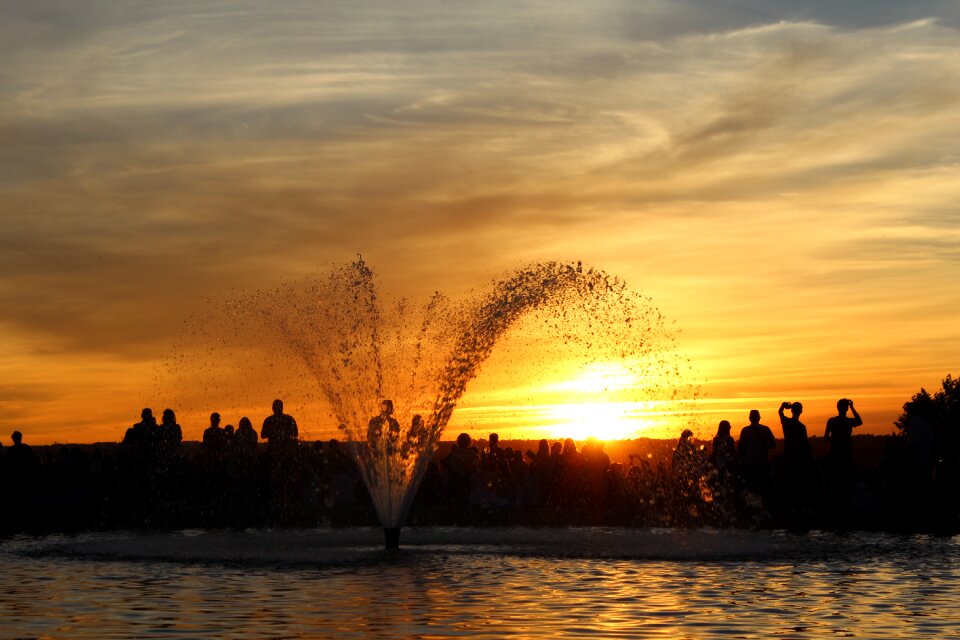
[2,2,959,445]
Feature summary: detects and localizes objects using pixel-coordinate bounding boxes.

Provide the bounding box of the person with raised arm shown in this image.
[778,401,814,514]
[779,402,812,464]
[825,397,863,490]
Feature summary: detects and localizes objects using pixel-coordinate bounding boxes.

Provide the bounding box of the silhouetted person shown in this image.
[555,438,583,514]
[593,440,611,469]
[117,409,162,524]
[261,399,298,447]
[367,414,383,450]
[401,414,429,460]
[672,429,705,509]
[710,420,737,475]
[482,433,508,495]
[260,400,300,522]
[234,416,258,457]
[672,429,697,472]
[122,407,158,452]
[153,407,181,477]
[443,432,478,507]
[738,409,776,507]
[486,433,503,465]
[367,399,399,454]
[825,398,862,489]
[6,431,40,523]
[158,408,183,459]
[778,401,814,514]
[203,412,227,451]
[550,441,562,458]
[526,439,549,466]
[578,440,610,517]
[386,409,402,454]
[561,438,579,463]
[7,430,39,481]
[778,402,811,463]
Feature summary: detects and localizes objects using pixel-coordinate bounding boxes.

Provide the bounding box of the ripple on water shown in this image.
[1,529,960,639]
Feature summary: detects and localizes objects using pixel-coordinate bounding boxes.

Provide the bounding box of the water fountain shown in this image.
[167,258,690,549]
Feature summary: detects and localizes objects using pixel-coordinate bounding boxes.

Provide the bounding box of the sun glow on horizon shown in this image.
[544,401,653,441]
[449,359,696,441]
[533,362,660,440]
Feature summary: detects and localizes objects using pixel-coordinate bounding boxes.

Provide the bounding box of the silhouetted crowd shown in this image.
[3,395,959,535]
[409,399,875,528]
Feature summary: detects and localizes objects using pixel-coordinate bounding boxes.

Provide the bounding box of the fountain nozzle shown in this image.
[384,527,401,550]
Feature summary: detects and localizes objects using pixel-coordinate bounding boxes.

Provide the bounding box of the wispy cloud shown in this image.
[1,2,959,440]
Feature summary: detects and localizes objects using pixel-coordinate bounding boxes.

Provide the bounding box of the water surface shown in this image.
[2,528,957,639]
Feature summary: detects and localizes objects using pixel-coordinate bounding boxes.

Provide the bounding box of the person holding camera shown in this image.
[779,401,814,513]
[824,398,863,489]
[778,402,811,463]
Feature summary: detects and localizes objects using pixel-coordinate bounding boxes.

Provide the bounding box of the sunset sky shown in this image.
[2,1,959,444]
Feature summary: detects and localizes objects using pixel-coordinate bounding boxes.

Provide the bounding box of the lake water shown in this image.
[2,527,958,639]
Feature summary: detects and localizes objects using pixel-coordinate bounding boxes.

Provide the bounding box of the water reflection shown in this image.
[1,529,959,639]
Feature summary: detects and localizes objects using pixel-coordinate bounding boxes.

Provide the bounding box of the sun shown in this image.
[537,362,655,440]
[546,400,649,441]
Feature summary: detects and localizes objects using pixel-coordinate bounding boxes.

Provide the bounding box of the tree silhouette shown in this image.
[895,374,960,453]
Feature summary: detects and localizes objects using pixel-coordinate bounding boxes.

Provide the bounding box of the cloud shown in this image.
[1,2,959,440]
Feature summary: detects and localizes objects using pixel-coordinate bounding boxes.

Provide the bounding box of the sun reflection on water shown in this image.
[3,530,960,639]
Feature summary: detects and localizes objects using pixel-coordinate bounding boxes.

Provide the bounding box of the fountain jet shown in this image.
[167,258,690,549]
